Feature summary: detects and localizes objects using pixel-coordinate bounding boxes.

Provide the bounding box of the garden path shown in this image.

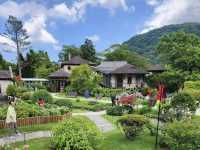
[0,131,52,145]
[73,111,115,132]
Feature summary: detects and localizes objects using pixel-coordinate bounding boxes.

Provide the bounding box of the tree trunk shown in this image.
[16,33,22,78]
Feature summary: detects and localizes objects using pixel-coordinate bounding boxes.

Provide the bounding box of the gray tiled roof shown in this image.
[148,64,165,71]
[0,70,12,80]
[111,64,147,74]
[95,61,127,74]
[48,69,70,78]
[61,56,95,66]
[95,61,147,74]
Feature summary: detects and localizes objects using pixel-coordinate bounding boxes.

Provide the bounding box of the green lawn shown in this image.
[0,122,60,137]
[11,138,51,150]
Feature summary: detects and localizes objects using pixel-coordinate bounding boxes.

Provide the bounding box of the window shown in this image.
[128,76,132,84]
[68,66,71,70]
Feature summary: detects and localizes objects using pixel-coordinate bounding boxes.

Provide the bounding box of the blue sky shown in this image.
[0,0,199,62]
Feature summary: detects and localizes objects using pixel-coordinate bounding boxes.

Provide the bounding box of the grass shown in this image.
[11,138,51,150]
[0,122,60,137]
[100,130,155,150]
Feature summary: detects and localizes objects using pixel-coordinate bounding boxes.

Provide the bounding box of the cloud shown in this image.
[86,35,100,43]
[142,0,200,33]
[0,34,16,52]
[0,0,130,49]
[146,0,160,6]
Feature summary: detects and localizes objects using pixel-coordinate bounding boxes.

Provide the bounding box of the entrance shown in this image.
[116,75,123,88]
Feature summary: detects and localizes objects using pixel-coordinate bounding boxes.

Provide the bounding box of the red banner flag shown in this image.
[156,84,166,102]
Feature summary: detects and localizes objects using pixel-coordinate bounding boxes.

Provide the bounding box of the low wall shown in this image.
[0,113,71,129]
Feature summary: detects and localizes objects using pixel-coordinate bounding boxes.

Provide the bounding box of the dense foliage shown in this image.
[157,31,200,73]
[146,70,185,93]
[6,84,17,96]
[171,92,197,120]
[80,39,96,62]
[117,114,148,140]
[106,106,133,116]
[70,64,102,94]
[124,23,200,63]
[52,116,102,150]
[31,89,53,103]
[21,49,58,78]
[160,120,200,150]
[105,44,149,68]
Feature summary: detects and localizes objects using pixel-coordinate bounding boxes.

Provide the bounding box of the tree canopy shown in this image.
[58,45,80,62]
[157,31,200,73]
[21,49,58,78]
[105,44,149,68]
[69,64,102,94]
[80,39,96,62]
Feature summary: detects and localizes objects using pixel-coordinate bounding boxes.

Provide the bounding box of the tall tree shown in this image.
[4,16,30,77]
[21,49,58,78]
[105,44,149,68]
[58,45,80,62]
[80,39,96,62]
[157,31,200,73]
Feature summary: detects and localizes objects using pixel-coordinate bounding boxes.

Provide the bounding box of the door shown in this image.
[116,75,123,88]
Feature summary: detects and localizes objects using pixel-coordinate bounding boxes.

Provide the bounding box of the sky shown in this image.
[0,0,200,62]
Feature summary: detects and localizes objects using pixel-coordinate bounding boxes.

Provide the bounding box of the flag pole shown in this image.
[155,101,161,150]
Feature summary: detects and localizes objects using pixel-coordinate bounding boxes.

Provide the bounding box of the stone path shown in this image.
[0,111,114,145]
[73,111,115,132]
[0,131,52,145]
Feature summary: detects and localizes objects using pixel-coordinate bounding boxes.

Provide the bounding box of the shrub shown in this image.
[106,105,134,116]
[171,92,197,120]
[6,84,17,96]
[31,90,53,103]
[160,120,200,150]
[16,86,30,97]
[117,114,148,140]
[0,107,7,120]
[106,106,124,116]
[138,106,151,114]
[54,99,73,108]
[52,116,102,150]
[21,92,32,100]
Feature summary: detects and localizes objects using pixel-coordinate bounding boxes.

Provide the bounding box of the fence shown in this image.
[0,113,71,129]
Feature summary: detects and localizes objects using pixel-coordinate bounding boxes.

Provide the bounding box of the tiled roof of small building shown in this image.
[95,61,147,74]
[148,64,166,71]
[61,56,95,66]
[95,61,127,74]
[0,70,12,80]
[111,64,147,74]
[48,69,70,78]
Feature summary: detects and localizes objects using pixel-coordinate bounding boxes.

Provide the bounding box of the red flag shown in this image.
[156,84,166,102]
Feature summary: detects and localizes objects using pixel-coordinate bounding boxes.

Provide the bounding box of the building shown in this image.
[147,64,166,74]
[21,78,49,89]
[0,70,13,95]
[48,56,95,92]
[95,61,147,88]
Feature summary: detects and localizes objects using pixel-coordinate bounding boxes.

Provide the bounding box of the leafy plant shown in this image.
[117,114,148,140]
[52,116,102,150]
[54,99,73,108]
[160,120,200,150]
[6,84,17,96]
[31,89,53,103]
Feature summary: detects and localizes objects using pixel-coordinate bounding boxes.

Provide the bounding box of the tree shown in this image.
[80,39,96,62]
[146,70,185,93]
[0,53,7,69]
[70,64,102,94]
[58,45,80,62]
[157,31,200,73]
[21,49,58,78]
[105,44,149,68]
[4,16,30,77]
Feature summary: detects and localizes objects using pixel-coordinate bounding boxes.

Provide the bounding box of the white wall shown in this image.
[0,80,13,95]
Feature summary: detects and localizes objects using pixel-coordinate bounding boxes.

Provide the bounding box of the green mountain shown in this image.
[123,23,200,63]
